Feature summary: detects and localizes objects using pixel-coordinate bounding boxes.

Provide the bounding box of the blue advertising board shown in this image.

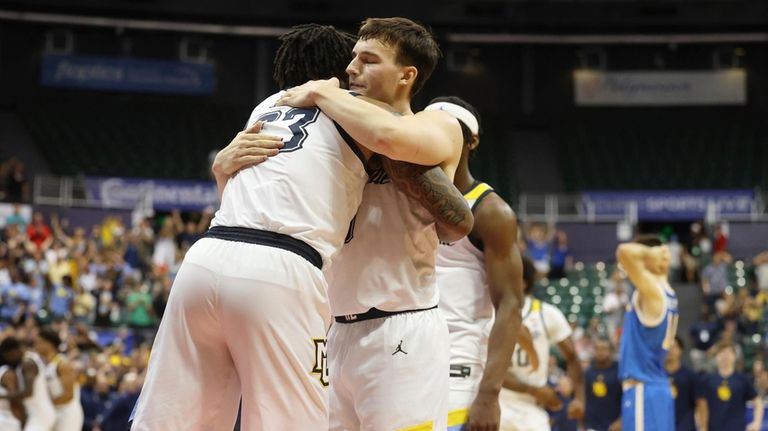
[41,54,215,94]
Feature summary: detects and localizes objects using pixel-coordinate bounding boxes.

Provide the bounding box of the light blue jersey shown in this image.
[619,282,678,431]
[619,283,678,384]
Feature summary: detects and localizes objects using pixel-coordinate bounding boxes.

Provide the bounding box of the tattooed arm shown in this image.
[381,157,473,243]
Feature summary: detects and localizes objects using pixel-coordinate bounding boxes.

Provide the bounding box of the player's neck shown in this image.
[453,166,475,193]
[391,96,412,116]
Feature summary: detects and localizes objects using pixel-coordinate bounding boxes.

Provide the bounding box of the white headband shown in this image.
[424,102,479,135]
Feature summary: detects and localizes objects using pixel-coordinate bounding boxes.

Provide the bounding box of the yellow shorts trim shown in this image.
[398,420,434,431]
[448,408,469,426]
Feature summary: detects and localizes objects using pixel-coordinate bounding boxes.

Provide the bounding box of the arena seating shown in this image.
[19,98,251,179]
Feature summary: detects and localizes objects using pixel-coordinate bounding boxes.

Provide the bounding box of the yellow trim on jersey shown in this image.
[464,182,492,200]
[531,299,542,313]
[398,421,434,431]
[447,408,469,426]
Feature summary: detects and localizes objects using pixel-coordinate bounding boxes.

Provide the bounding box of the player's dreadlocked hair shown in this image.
[273,24,357,89]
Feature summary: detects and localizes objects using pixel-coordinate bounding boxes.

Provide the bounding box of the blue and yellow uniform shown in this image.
[668,365,698,431]
[619,283,678,431]
[584,362,622,431]
[697,371,756,431]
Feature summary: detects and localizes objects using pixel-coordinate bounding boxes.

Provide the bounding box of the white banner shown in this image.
[574,69,746,106]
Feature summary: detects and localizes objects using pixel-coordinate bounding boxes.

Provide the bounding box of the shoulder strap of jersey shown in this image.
[536,299,553,343]
[463,182,495,212]
[463,181,496,251]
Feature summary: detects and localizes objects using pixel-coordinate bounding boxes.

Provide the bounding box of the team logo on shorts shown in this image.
[312,338,329,387]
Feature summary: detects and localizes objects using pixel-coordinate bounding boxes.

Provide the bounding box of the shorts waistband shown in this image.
[334,305,438,323]
[204,226,322,270]
[449,364,472,378]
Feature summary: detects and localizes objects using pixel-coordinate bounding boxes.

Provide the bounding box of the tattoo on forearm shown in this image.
[382,157,468,226]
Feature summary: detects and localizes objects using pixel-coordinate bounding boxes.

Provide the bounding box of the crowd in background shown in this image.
[3,156,768,429]
[0,204,211,430]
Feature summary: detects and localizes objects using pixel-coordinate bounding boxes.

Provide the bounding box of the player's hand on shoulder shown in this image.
[277,77,340,108]
[212,121,284,177]
[532,385,563,411]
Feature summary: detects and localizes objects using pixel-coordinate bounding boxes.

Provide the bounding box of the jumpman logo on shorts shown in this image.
[392,340,408,355]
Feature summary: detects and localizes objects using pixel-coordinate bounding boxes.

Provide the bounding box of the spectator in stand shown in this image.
[26,212,53,252]
[73,282,96,324]
[710,320,743,371]
[689,305,722,372]
[93,276,117,327]
[583,338,621,431]
[549,230,573,279]
[125,279,154,329]
[701,251,732,309]
[48,274,75,321]
[526,223,554,276]
[682,222,711,283]
[549,376,579,431]
[172,208,213,250]
[3,158,30,203]
[80,370,118,431]
[151,218,176,270]
[602,270,629,345]
[753,251,768,293]
[712,223,728,254]
[5,204,27,232]
[696,341,763,431]
[666,337,699,431]
[667,234,683,282]
[93,371,143,431]
[0,271,30,323]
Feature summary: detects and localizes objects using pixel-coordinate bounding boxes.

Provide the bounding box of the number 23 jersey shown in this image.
[212,91,368,269]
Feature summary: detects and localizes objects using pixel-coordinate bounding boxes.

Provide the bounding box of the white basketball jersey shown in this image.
[45,354,81,410]
[507,297,572,403]
[212,91,368,268]
[436,182,495,366]
[18,351,56,420]
[327,157,440,315]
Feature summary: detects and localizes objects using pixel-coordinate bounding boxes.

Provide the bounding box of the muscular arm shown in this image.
[616,243,664,320]
[475,196,523,396]
[279,79,462,168]
[464,197,524,429]
[1,372,26,423]
[4,360,39,401]
[381,158,473,242]
[52,361,76,405]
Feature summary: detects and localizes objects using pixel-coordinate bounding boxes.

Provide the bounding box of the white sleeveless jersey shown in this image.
[212,91,368,268]
[507,297,572,403]
[18,351,56,420]
[436,182,496,365]
[327,157,440,315]
[45,354,81,410]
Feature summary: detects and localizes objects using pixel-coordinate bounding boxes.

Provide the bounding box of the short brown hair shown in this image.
[634,234,663,247]
[358,17,441,96]
[713,340,737,355]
